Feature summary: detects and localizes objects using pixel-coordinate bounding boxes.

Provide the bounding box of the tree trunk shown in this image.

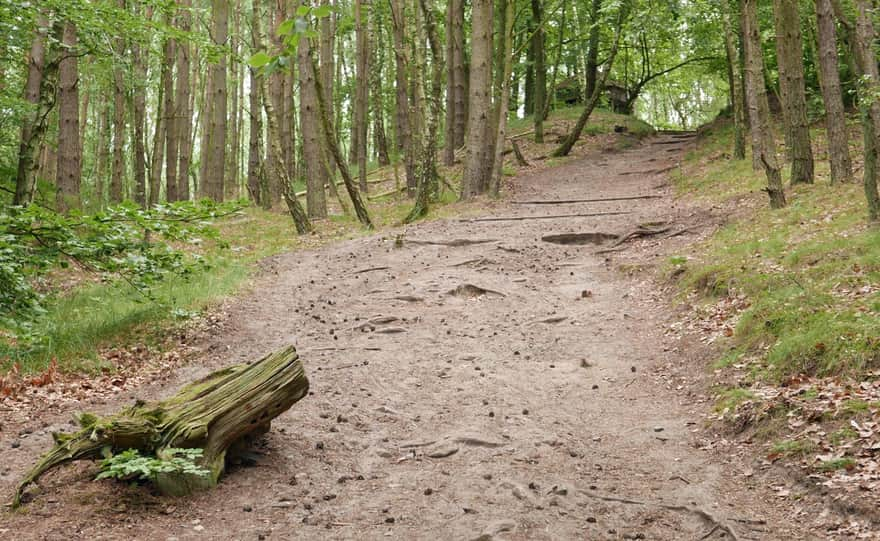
[110,3,127,204]
[531,0,546,143]
[461,0,494,199]
[13,14,50,206]
[247,0,265,205]
[163,36,179,202]
[370,7,390,168]
[55,21,81,213]
[202,0,228,201]
[14,346,308,509]
[815,0,852,184]
[298,32,328,220]
[355,0,370,193]
[406,0,444,223]
[723,10,747,161]
[552,6,627,158]
[389,0,414,194]
[150,39,169,206]
[132,37,148,207]
[773,0,814,185]
[319,0,337,179]
[852,0,880,220]
[743,0,786,208]
[311,58,374,229]
[176,0,193,201]
[444,1,457,165]
[490,0,515,196]
[451,0,466,149]
[584,0,602,100]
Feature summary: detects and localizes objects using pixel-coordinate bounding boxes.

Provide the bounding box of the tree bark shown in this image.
[110,2,127,204]
[13,14,50,206]
[247,0,265,205]
[55,21,81,213]
[355,0,370,193]
[490,0,515,196]
[176,0,193,201]
[723,10,747,161]
[149,38,169,206]
[584,0,602,100]
[552,6,627,158]
[743,0,786,208]
[202,0,228,201]
[163,35,178,202]
[132,36,148,207]
[815,0,852,184]
[311,58,374,229]
[298,32,328,220]
[389,0,414,193]
[852,0,880,220]
[319,0,337,179]
[370,7,390,168]
[451,0,466,149]
[772,0,814,185]
[531,0,546,143]
[444,1,457,165]
[461,0,494,199]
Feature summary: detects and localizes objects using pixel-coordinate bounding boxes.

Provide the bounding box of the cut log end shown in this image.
[12,346,308,508]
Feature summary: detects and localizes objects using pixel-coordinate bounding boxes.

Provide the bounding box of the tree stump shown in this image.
[13,345,308,507]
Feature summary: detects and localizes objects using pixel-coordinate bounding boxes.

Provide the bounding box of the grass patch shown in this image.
[507,106,654,138]
[675,118,880,382]
[816,457,856,472]
[715,387,757,413]
[770,438,816,458]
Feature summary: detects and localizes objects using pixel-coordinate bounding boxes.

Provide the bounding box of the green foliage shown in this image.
[96,448,210,483]
[0,200,242,343]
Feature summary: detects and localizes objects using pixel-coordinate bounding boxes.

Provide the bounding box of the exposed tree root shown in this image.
[407,238,499,247]
[512,195,662,205]
[578,490,739,540]
[461,212,632,223]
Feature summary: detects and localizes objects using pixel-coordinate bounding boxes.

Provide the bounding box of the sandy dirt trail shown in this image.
[2,135,825,540]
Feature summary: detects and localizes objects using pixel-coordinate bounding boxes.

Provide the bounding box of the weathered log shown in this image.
[13,345,308,507]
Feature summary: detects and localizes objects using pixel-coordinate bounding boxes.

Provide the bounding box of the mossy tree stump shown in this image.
[13,345,308,507]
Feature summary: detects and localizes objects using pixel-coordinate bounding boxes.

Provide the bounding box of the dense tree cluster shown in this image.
[1,0,879,225]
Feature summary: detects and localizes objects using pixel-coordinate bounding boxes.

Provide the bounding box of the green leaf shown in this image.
[295,5,310,17]
[312,5,333,18]
[248,51,272,68]
[277,19,294,37]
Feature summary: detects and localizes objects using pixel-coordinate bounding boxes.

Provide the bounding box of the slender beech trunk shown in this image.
[247,0,265,205]
[176,0,193,201]
[132,37,147,206]
[723,10,747,161]
[815,0,852,184]
[490,0,515,196]
[552,6,627,158]
[110,1,127,203]
[451,0,466,148]
[202,0,228,200]
[531,0,545,143]
[56,21,81,213]
[14,14,51,205]
[163,36,178,202]
[298,33,328,219]
[585,0,602,100]
[389,0,414,193]
[311,58,374,228]
[461,0,494,199]
[743,0,786,208]
[852,0,880,220]
[444,1,457,165]
[773,0,814,184]
[354,0,369,192]
[254,7,311,233]
[406,0,444,222]
[370,8,390,167]
[149,39,168,206]
[319,0,337,179]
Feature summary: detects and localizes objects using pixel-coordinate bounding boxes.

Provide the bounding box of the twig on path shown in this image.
[512,195,662,205]
[408,238,499,247]
[461,212,632,223]
[353,266,392,275]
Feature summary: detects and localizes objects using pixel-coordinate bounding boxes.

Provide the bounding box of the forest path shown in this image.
[3,134,822,540]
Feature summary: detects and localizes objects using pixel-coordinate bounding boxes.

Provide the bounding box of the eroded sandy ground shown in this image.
[1,135,836,539]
